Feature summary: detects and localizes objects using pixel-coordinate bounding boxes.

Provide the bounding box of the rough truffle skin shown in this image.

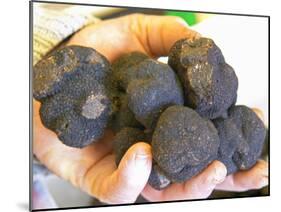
[113,128,148,165]
[109,52,149,131]
[127,59,184,130]
[33,45,112,148]
[213,105,266,174]
[110,52,184,131]
[33,45,110,100]
[152,105,220,182]
[111,51,149,91]
[168,37,238,119]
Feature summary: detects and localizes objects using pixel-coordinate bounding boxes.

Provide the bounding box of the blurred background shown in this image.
[32,2,269,210]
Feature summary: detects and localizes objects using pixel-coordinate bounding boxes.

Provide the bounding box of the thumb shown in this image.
[108,142,152,203]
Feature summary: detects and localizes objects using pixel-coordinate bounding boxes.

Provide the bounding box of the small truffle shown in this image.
[33,46,112,148]
[213,105,266,174]
[152,105,220,182]
[168,37,238,119]
[148,163,171,190]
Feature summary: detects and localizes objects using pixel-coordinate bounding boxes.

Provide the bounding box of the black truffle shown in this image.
[109,52,149,132]
[127,59,184,130]
[33,45,112,148]
[111,51,149,91]
[110,52,184,131]
[213,105,266,174]
[152,105,220,182]
[168,37,238,119]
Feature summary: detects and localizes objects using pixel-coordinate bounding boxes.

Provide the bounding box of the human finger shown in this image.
[215,160,268,191]
[82,142,152,204]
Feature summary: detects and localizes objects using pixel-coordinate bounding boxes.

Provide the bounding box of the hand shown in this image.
[33,14,199,204]
[33,14,268,204]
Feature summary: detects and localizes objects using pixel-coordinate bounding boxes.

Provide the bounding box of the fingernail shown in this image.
[134,146,150,166]
[212,166,226,184]
[135,153,149,166]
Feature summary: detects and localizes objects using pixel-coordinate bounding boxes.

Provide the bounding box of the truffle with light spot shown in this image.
[33,45,112,148]
[168,37,238,119]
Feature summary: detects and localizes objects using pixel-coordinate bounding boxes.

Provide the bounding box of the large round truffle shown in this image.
[33,45,112,148]
[152,105,220,182]
[168,37,238,119]
[213,105,266,174]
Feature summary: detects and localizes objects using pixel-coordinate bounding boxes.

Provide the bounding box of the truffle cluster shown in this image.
[112,38,265,190]
[33,38,266,191]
